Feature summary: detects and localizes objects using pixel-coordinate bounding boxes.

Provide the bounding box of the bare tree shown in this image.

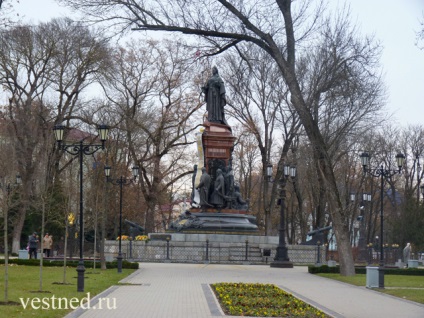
[99,38,203,233]
[60,0,388,275]
[0,18,111,253]
[417,14,424,49]
[392,125,424,251]
[0,0,18,29]
[222,44,300,235]
[231,130,262,223]
[400,125,424,202]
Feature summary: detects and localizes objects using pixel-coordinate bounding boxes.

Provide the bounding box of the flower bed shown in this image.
[116,235,150,242]
[211,282,328,317]
[134,235,149,241]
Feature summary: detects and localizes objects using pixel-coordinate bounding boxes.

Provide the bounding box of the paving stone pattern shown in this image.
[65,263,424,318]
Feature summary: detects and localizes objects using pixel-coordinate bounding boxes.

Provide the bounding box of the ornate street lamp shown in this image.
[360,151,405,288]
[270,164,296,268]
[54,123,109,292]
[266,163,273,182]
[105,165,139,273]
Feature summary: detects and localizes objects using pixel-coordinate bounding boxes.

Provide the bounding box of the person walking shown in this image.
[28,232,39,259]
[42,233,52,257]
[49,235,54,257]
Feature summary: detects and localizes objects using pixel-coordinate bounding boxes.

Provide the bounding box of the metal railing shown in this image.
[104,240,326,265]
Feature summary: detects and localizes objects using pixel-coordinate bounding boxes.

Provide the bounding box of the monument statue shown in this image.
[210,168,225,208]
[191,164,197,204]
[167,66,258,234]
[231,185,249,211]
[224,165,234,197]
[403,242,411,266]
[196,167,212,209]
[202,66,228,125]
[124,219,144,239]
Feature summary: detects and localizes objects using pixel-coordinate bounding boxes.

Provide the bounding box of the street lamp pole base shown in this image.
[270,260,293,268]
[76,261,86,292]
[378,266,385,288]
[117,253,123,273]
[270,245,293,268]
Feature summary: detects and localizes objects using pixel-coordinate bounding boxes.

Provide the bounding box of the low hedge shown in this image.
[308,265,424,276]
[0,258,139,269]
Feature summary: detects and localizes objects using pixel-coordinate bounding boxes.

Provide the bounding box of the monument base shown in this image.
[169,211,259,234]
[167,229,260,235]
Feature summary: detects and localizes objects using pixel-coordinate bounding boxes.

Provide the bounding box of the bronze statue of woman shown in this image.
[202,67,228,125]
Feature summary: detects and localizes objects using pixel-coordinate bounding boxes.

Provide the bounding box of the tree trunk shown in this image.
[100,182,108,270]
[39,199,45,292]
[263,174,273,236]
[63,223,68,283]
[281,67,356,276]
[12,205,27,254]
[322,161,355,276]
[330,203,355,276]
[4,199,9,302]
[144,202,156,233]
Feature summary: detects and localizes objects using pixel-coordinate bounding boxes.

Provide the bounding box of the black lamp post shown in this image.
[357,192,372,262]
[104,165,139,273]
[349,193,359,249]
[360,151,405,288]
[270,164,296,268]
[53,124,109,292]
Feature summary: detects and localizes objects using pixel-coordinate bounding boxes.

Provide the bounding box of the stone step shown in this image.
[229,248,263,257]
[229,256,265,262]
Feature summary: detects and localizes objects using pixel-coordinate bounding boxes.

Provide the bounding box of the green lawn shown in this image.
[317,273,424,304]
[0,264,136,318]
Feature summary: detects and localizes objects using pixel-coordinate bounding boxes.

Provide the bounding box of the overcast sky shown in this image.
[13,0,424,128]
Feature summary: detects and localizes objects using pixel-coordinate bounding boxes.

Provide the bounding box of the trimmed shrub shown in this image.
[0,258,139,269]
[308,265,424,276]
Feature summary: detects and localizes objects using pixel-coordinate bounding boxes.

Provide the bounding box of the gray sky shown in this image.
[14,0,424,127]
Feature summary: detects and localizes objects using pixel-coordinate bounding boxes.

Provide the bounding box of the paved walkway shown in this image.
[65,263,424,318]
